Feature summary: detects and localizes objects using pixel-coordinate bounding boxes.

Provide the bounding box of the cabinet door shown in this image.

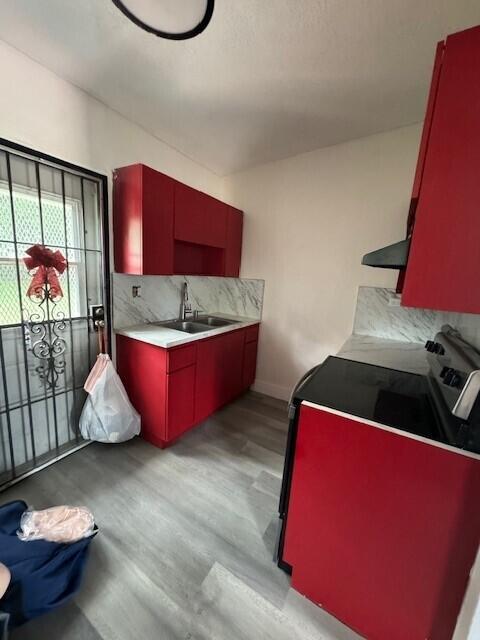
[195,336,222,422]
[208,197,229,248]
[113,165,143,274]
[224,207,243,276]
[242,340,258,389]
[116,335,168,446]
[174,183,204,244]
[195,331,244,422]
[166,364,196,441]
[402,26,480,313]
[113,164,175,275]
[245,324,259,344]
[222,329,245,402]
[284,404,480,640]
[174,183,227,248]
[142,166,175,274]
[410,42,444,200]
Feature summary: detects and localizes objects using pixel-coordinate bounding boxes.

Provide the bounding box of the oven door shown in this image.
[276,364,323,571]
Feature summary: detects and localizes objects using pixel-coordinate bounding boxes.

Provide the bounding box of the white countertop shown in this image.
[115,313,260,349]
[337,333,429,375]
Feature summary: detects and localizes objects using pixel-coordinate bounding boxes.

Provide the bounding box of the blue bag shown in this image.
[0,500,97,630]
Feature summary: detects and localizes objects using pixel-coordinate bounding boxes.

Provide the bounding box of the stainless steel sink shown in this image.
[161,320,211,334]
[156,316,239,334]
[195,316,239,327]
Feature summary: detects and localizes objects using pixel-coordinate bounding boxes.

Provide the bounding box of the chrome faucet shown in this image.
[180,281,192,320]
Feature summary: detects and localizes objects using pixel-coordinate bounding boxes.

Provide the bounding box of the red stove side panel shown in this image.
[283,403,480,640]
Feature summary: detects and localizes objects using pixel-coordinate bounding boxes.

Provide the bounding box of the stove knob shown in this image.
[443,369,461,387]
[425,340,436,352]
[433,343,445,355]
[440,366,452,378]
[449,373,462,388]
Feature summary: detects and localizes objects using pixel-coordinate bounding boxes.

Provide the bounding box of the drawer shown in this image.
[245,324,259,344]
[167,343,197,372]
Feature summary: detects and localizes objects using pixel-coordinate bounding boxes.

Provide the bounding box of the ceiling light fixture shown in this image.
[111,0,215,40]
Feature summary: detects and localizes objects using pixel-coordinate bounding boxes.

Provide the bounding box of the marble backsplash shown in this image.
[353,286,480,349]
[112,274,265,329]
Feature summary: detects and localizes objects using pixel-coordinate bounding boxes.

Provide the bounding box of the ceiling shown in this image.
[1,1,480,175]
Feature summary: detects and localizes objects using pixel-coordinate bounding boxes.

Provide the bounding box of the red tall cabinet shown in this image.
[401,26,480,314]
[113,164,243,277]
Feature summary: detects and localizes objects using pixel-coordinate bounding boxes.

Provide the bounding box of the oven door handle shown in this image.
[453,369,480,421]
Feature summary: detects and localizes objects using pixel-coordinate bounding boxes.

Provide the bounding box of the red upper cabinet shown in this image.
[410,42,444,202]
[395,42,444,295]
[402,26,480,314]
[113,164,175,275]
[225,207,244,277]
[114,164,244,277]
[174,183,228,248]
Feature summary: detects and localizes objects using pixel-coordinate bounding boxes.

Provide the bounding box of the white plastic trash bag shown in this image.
[79,354,140,443]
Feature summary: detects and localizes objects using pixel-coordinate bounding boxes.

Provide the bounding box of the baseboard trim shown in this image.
[0,441,92,492]
[252,379,291,401]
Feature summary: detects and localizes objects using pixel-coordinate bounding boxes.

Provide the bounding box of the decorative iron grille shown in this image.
[0,144,107,489]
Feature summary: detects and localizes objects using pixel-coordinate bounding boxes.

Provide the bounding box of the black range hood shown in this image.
[361,238,410,269]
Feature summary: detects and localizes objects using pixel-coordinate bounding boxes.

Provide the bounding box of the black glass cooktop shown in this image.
[295,356,444,442]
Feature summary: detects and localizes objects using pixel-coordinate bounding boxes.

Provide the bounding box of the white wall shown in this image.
[0,40,225,202]
[223,124,422,400]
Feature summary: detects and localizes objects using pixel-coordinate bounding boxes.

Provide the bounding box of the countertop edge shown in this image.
[302,400,480,461]
[115,314,260,349]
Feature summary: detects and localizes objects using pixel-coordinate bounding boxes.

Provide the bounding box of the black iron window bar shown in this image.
[0,146,107,488]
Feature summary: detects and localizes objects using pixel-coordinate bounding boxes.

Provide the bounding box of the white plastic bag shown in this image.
[79,354,140,443]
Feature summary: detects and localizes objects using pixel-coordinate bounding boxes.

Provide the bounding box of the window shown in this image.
[0,186,85,325]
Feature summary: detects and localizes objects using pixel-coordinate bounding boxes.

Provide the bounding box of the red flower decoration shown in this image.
[24,244,67,300]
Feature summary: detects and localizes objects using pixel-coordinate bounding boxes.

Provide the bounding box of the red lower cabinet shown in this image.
[116,324,259,448]
[116,335,196,447]
[166,365,195,441]
[284,404,480,640]
[116,334,169,447]
[242,340,258,388]
[195,329,245,423]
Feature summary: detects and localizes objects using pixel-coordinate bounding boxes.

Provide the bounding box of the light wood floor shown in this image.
[3,392,361,640]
